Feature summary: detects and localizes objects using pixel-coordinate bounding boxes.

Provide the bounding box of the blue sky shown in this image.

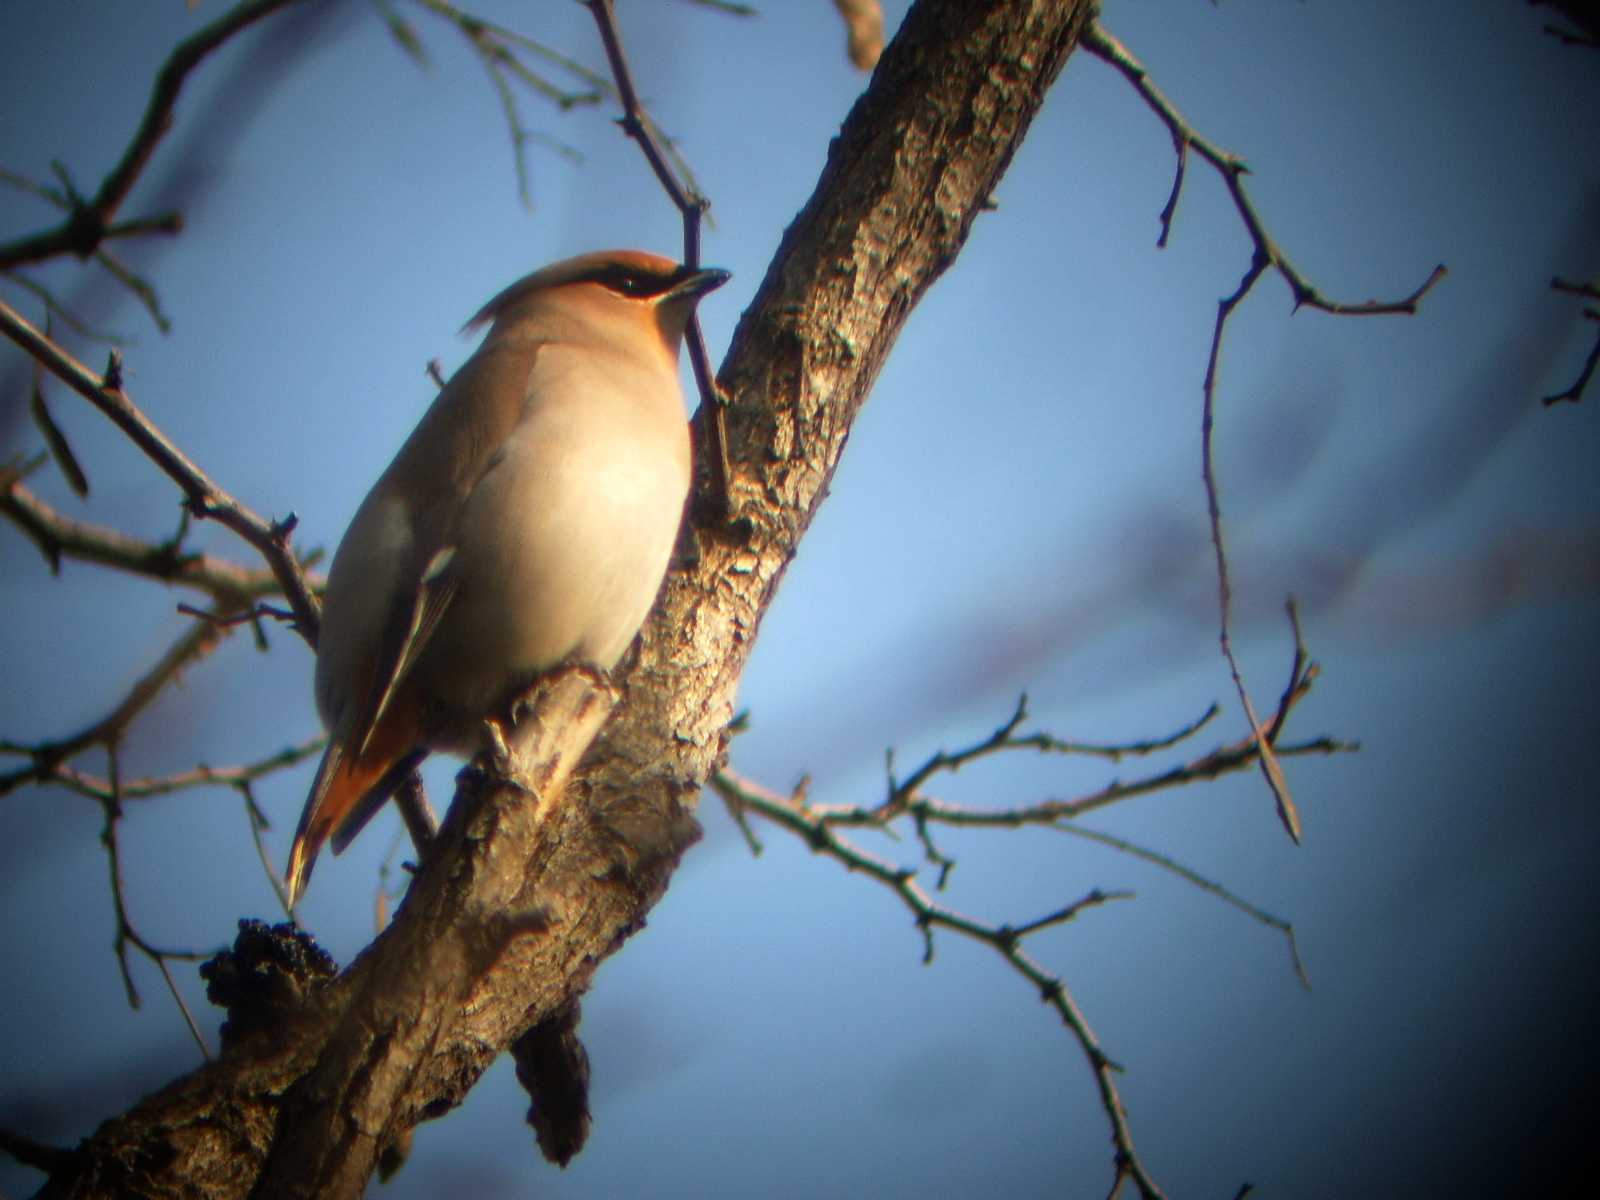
[2,2,1598,1197]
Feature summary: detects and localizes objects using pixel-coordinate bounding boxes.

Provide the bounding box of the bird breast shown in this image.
[409,343,691,748]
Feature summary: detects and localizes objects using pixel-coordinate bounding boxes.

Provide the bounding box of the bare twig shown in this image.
[99,744,215,1058]
[711,602,1346,1197]
[684,0,757,14]
[1080,23,1447,315]
[857,729,1352,833]
[1553,276,1600,302]
[1082,21,1443,842]
[176,600,303,631]
[10,724,311,1035]
[0,621,223,799]
[40,737,325,804]
[859,610,1350,843]
[1053,823,1309,988]
[2,478,318,607]
[1,269,126,343]
[0,298,321,639]
[718,783,766,855]
[30,366,90,497]
[407,0,606,206]
[0,166,69,207]
[94,244,173,333]
[878,694,1220,823]
[1543,277,1600,405]
[0,0,295,271]
[583,0,732,520]
[712,767,1162,1200]
[410,0,610,103]
[803,672,1345,840]
[1202,255,1303,840]
[1543,318,1600,405]
[242,783,295,917]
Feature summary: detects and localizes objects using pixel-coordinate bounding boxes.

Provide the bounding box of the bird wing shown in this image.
[287,541,453,904]
[353,544,458,758]
[288,338,546,904]
[339,336,545,753]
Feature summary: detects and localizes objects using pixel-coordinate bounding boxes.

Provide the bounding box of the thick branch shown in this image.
[40,4,1097,1196]
[254,669,618,1196]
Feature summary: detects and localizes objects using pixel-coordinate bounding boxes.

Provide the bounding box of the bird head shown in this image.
[467,250,730,364]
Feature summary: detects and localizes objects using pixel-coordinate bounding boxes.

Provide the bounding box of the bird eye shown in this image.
[599,266,649,297]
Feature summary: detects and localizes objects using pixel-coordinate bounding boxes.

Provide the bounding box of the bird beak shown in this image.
[664,267,731,302]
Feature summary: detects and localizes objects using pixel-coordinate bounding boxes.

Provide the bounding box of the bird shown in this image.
[284,249,729,907]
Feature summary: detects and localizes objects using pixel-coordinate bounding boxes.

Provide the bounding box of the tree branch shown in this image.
[708,612,1336,1195]
[1,476,315,603]
[1082,21,1444,844]
[0,1125,73,1174]
[0,299,322,640]
[583,0,733,520]
[709,764,1162,1200]
[0,621,222,800]
[1543,275,1600,405]
[0,0,302,271]
[38,4,1101,1196]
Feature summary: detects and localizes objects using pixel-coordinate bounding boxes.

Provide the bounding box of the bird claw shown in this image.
[486,715,514,775]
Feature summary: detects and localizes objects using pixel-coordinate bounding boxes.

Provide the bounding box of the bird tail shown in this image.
[286,700,424,908]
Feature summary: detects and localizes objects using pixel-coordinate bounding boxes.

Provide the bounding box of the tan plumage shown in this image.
[285,250,729,907]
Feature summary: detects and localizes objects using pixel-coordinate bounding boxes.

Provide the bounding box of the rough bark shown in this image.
[36,1,1096,1196]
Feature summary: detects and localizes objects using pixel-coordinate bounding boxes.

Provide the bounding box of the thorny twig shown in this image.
[0,299,322,639]
[2,476,320,602]
[1082,22,1443,843]
[0,0,296,328]
[0,487,322,1004]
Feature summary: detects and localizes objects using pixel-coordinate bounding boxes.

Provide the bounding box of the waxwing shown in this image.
[285,250,729,906]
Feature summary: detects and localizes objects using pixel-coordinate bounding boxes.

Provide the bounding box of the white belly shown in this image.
[412,372,689,747]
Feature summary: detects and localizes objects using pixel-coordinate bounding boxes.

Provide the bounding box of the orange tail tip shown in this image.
[287,686,427,907]
[286,745,397,908]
